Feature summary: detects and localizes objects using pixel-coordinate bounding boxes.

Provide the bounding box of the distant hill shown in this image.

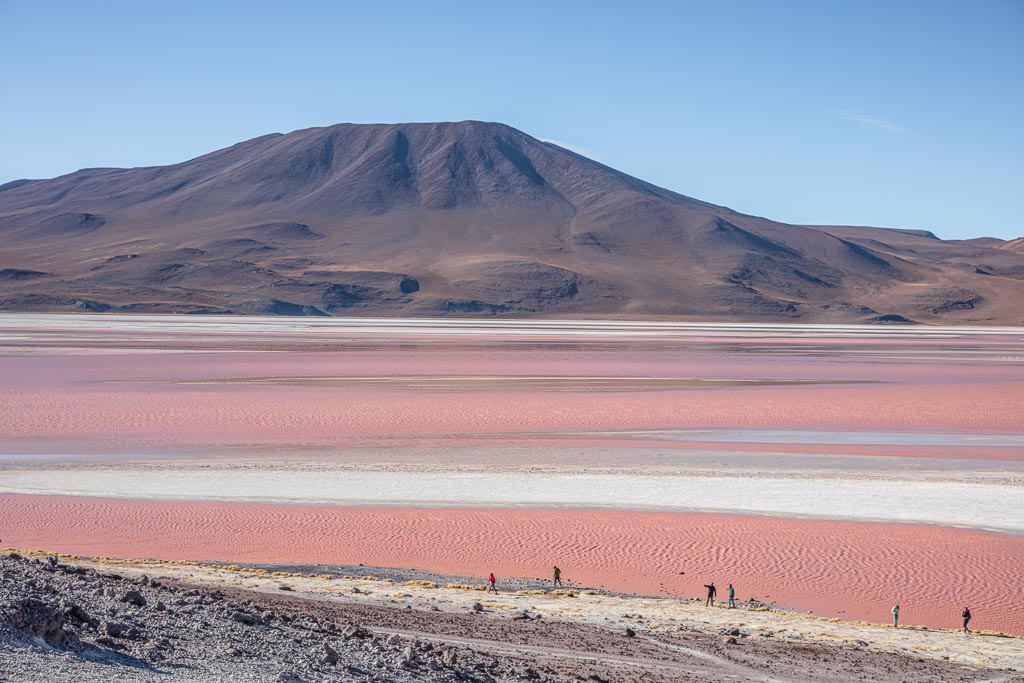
[1,121,1022,323]
[961,236,1024,253]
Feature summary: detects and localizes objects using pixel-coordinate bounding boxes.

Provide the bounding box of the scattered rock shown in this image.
[121,590,146,607]
[99,621,125,638]
[322,642,339,665]
[387,633,401,645]
[2,598,80,650]
[343,625,371,640]
[624,627,636,638]
[62,601,92,624]
[723,636,738,645]
[231,611,261,626]
[472,602,484,612]
[94,635,121,648]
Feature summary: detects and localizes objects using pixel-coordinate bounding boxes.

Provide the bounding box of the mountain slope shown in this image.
[961,236,1024,253]
[1,121,1022,323]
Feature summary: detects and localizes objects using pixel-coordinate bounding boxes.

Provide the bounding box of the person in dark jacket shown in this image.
[962,607,972,633]
[704,582,716,607]
[552,565,563,588]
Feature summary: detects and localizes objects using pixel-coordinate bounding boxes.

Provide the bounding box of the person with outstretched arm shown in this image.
[892,602,900,628]
[704,582,716,607]
[552,565,563,588]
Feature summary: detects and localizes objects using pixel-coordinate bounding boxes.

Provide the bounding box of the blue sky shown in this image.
[1,0,1022,239]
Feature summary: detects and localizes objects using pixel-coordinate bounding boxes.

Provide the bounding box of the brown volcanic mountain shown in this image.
[1,121,1022,323]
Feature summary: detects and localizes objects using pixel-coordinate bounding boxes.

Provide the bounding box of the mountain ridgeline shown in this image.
[1,121,1022,323]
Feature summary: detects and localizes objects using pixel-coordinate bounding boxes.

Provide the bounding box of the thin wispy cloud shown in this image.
[839,111,903,132]
[539,138,604,162]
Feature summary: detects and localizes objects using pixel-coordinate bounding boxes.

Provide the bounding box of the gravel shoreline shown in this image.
[3,551,1022,682]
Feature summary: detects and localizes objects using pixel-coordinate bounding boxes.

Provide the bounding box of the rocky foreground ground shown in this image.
[1,551,1022,682]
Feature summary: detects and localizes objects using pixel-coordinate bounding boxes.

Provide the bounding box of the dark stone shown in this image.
[63,602,92,624]
[230,611,261,626]
[2,598,80,650]
[866,313,915,325]
[100,621,125,638]
[95,635,122,648]
[121,590,146,607]
[342,625,371,640]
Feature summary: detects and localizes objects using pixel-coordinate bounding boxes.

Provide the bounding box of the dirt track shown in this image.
[215,580,1022,683]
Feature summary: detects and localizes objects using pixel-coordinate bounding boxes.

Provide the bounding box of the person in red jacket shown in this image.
[487,572,498,593]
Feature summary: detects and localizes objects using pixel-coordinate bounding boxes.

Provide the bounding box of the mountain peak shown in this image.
[1,122,1022,323]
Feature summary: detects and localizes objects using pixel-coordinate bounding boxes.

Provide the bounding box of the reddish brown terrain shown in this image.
[1,121,1022,323]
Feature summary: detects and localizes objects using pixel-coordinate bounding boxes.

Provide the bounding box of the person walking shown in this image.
[891,603,900,628]
[962,606,972,633]
[728,583,736,609]
[552,565,563,589]
[704,582,716,607]
[487,572,498,593]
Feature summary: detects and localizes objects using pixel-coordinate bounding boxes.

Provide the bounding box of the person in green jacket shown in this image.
[728,583,736,608]
[553,565,563,588]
